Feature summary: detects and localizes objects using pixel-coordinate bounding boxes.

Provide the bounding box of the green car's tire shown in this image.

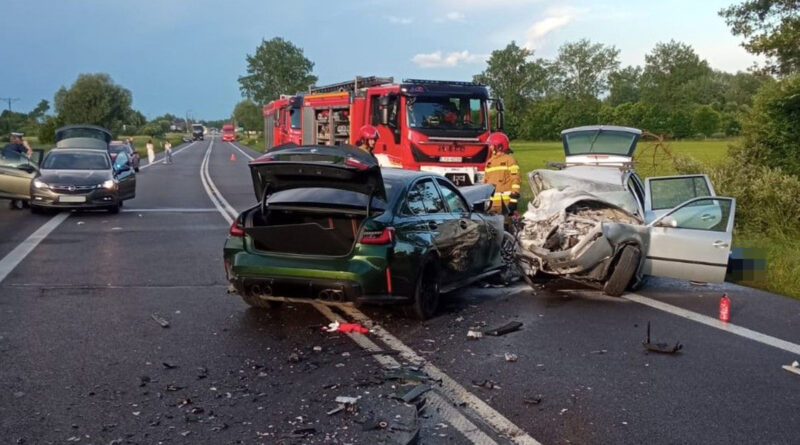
[603,245,640,297]
[241,293,283,310]
[406,262,440,320]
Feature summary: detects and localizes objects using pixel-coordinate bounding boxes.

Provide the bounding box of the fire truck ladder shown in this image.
[309,76,394,94]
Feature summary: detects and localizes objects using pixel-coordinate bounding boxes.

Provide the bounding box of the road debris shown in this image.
[590,349,608,355]
[162,362,178,369]
[484,321,523,336]
[322,321,370,334]
[523,395,543,405]
[288,427,316,438]
[288,353,302,363]
[401,384,431,403]
[466,330,483,340]
[642,322,683,354]
[327,405,345,416]
[384,368,428,383]
[471,379,500,390]
[362,419,390,431]
[504,352,518,362]
[150,313,170,328]
[782,361,800,376]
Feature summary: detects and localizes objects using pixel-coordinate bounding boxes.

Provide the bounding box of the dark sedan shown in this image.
[30,149,136,214]
[224,144,507,319]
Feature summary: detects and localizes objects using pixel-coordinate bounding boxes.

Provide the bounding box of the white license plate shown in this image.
[59,195,86,203]
[440,156,463,163]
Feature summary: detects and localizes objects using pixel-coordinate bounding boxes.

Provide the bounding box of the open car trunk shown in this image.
[244,205,367,256]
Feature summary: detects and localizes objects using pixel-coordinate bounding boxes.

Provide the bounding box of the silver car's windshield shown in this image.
[43,152,110,170]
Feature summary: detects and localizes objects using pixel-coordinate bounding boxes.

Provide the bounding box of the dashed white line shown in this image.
[623,292,800,356]
[0,212,70,283]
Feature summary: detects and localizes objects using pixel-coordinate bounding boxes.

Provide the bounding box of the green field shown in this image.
[513,137,798,299]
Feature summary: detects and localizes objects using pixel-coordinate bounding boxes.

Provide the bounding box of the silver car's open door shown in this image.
[643,196,736,283]
[643,174,716,223]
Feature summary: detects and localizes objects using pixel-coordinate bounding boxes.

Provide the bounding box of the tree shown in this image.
[27,100,49,123]
[669,107,694,138]
[55,73,133,133]
[640,41,712,109]
[233,100,262,131]
[692,105,721,137]
[238,37,317,104]
[473,41,549,138]
[551,39,620,99]
[720,0,800,75]
[607,66,642,106]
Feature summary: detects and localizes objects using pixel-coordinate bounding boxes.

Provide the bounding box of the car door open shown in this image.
[643,174,716,223]
[643,196,736,283]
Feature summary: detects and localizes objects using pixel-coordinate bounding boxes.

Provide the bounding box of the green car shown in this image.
[224,144,507,319]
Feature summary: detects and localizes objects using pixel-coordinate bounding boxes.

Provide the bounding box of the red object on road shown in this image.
[230,153,236,162]
[719,293,731,322]
[322,321,369,334]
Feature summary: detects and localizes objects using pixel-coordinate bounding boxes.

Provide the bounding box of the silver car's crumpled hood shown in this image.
[519,169,642,262]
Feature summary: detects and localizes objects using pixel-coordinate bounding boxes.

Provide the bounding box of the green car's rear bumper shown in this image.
[223,236,408,304]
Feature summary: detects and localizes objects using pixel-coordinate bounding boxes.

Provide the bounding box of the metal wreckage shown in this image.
[513,126,736,296]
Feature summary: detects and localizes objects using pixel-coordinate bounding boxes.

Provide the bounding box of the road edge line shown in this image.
[199,139,232,224]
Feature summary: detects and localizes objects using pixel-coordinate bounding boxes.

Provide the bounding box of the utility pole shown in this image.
[0,97,20,135]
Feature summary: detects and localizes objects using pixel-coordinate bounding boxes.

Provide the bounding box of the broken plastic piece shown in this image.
[322,321,370,334]
[642,322,683,354]
[335,396,360,405]
[401,384,431,403]
[484,321,523,336]
[467,330,483,340]
[151,313,170,328]
[326,405,345,416]
[782,361,800,376]
[384,369,428,383]
[504,353,518,362]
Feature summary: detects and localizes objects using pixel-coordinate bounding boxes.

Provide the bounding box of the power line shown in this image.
[0,97,20,112]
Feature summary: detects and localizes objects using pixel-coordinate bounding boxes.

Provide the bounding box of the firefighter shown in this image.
[356,125,379,155]
[484,132,521,214]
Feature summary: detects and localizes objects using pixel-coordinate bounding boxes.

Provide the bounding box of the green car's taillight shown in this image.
[360,227,394,245]
[229,219,245,237]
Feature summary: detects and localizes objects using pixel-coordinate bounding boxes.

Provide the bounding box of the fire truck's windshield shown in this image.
[289,108,301,129]
[406,96,486,135]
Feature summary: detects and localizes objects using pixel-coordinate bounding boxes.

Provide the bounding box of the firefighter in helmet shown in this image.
[484,132,521,214]
[357,125,379,155]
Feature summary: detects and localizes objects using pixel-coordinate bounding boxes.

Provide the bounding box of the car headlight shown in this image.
[33,179,49,189]
[101,180,116,190]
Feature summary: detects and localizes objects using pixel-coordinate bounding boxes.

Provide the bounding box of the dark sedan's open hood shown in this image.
[248,144,386,203]
[55,125,112,150]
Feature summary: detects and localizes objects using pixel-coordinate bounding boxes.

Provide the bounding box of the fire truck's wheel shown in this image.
[603,245,640,297]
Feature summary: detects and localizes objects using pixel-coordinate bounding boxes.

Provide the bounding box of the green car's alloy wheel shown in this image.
[407,262,440,320]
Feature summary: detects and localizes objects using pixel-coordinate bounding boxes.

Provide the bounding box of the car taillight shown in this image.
[344,157,370,170]
[360,227,394,245]
[229,219,245,237]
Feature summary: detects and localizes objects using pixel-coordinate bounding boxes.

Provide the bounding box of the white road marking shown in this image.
[0,212,70,283]
[122,208,219,213]
[199,139,232,224]
[623,292,800,356]
[208,142,541,444]
[226,141,256,161]
[140,141,197,170]
[338,304,541,445]
[312,303,501,445]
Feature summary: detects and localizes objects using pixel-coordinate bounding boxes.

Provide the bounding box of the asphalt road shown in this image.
[1,137,798,445]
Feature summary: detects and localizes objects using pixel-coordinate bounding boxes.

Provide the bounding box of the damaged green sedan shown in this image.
[223,144,507,319]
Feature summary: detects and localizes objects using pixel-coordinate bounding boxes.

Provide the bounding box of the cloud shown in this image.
[411,50,488,68]
[524,7,583,49]
[435,11,466,23]
[387,15,413,25]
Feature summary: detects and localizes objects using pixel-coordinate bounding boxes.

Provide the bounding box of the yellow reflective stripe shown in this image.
[508,165,520,173]
[485,166,510,173]
[509,199,518,203]
[502,191,512,195]
[490,196,503,201]
[512,184,521,189]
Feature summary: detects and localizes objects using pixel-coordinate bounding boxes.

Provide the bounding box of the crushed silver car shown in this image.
[515,125,736,296]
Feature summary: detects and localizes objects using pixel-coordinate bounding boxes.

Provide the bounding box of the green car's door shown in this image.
[434,178,491,278]
[0,150,38,200]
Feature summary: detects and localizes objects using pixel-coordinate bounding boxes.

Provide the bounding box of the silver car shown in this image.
[515,125,736,296]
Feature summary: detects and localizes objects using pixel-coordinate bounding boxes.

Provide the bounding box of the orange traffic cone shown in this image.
[230,153,236,162]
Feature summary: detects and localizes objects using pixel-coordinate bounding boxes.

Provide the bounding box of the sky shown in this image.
[0,0,758,121]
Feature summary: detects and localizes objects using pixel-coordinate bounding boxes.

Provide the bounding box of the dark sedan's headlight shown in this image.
[100,180,116,190]
[32,179,49,189]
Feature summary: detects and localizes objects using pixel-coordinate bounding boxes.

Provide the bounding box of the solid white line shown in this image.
[312,303,499,445]
[140,141,197,170]
[0,212,70,283]
[199,139,233,225]
[623,292,800,356]
[201,140,238,218]
[338,304,542,445]
[121,208,219,213]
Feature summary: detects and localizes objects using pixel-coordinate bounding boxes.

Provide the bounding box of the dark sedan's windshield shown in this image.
[43,152,110,170]
[406,96,486,133]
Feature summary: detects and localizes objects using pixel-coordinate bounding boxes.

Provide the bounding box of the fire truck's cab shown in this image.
[263,95,303,149]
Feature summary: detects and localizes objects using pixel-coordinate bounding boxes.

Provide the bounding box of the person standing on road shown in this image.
[484,132,521,214]
[2,132,32,159]
[164,140,173,164]
[356,125,379,155]
[146,139,155,164]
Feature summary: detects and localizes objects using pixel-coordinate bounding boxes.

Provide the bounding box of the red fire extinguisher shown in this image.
[719,293,731,322]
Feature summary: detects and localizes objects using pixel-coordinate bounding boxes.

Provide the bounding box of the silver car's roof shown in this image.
[560,125,642,136]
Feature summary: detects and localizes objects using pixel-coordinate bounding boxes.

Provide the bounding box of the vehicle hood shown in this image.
[248,144,386,203]
[37,169,112,186]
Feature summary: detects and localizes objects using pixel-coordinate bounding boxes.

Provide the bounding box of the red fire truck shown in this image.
[221,124,235,142]
[262,76,504,185]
